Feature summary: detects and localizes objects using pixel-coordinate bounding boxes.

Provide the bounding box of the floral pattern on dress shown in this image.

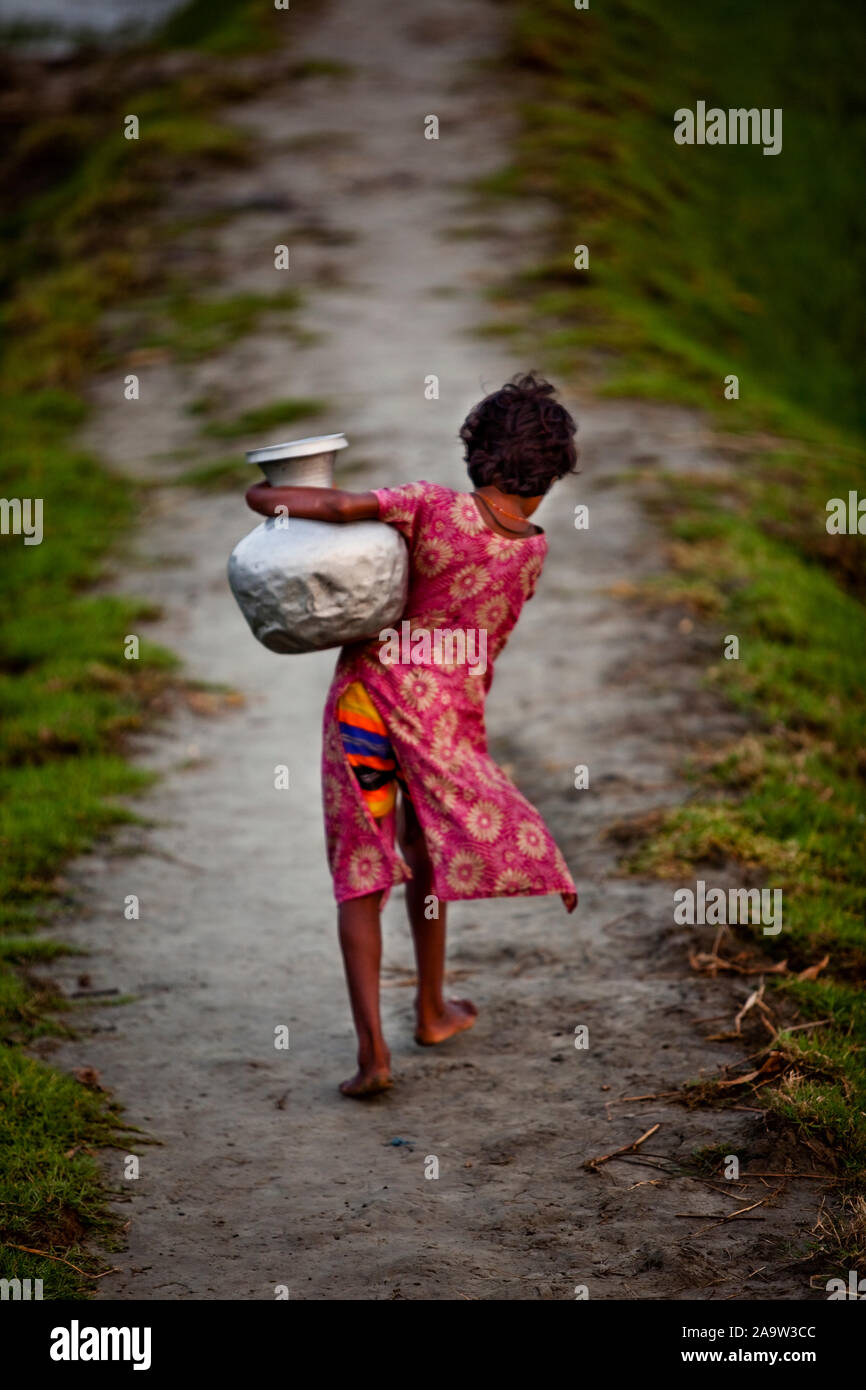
[321,480,576,904]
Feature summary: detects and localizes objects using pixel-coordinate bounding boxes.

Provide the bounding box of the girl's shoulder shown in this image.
[373,479,456,543]
[391,479,464,517]
[412,479,457,501]
[377,478,452,505]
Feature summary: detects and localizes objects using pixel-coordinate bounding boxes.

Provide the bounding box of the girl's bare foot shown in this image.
[339,1065,392,1098]
[561,890,577,914]
[415,998,478,1046]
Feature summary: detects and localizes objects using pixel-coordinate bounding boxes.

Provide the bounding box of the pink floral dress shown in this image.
[321,480,576,904]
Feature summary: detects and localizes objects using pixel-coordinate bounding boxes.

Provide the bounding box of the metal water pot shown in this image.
[227,433,409,654]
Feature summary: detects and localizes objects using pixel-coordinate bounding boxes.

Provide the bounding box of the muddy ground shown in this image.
[39,0,823,1299]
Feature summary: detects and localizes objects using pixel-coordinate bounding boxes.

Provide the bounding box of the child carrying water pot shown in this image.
[246,372,579,1096]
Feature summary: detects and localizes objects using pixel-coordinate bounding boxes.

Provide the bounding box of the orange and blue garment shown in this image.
[337,681,406,819]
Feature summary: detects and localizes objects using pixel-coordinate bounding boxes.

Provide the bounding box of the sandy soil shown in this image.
[39,0,821,1300]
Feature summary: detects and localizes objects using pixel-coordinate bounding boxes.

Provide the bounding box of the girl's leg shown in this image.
[338,890,391,1096]
[397,792,477,1046]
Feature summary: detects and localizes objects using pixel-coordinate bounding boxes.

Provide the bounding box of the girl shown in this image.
[246,372,578,1097]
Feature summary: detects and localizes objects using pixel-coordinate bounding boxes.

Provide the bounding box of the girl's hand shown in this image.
[561,891,578,914]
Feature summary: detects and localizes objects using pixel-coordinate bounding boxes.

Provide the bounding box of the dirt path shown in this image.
[43,0,818,1299]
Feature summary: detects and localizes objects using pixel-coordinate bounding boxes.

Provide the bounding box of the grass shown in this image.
[157,0,284,55]
[200,396,327,441]
[505,0,866,1176]
[624,474,866,1171]
[0,0,302,1294]
[288,58,354,81]
[501,0,866,436]
[135,288,302,361]
[0,388,171,950]
[175,456,252,491]
[0,1050,133,1298]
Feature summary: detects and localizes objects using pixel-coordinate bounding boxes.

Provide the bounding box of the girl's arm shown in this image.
[245,482,380,524]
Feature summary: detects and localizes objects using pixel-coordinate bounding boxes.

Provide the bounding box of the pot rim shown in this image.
[246,433,349,465]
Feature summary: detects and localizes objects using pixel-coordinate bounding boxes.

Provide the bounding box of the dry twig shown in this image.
[2,1242,119,1279]
[584,1123,660,1172]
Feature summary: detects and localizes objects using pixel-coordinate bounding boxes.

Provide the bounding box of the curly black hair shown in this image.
[459,371,578,496]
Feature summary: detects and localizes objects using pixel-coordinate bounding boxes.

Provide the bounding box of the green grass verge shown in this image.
[502,0,866,440]
[505,0,866,1176]
[0,0,294,1293]
[0,1050,134,1298]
